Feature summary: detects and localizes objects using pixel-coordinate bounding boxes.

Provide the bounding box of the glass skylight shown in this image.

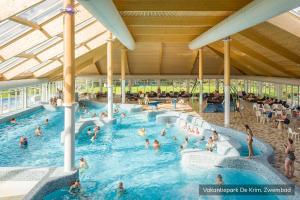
[17,0,63,24]
[25,36,61,55]
[0,20,30,46]
[0,57,26,73]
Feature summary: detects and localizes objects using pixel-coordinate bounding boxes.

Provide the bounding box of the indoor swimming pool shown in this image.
[0,103,287,199]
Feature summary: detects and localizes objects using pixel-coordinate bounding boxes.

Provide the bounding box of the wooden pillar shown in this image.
[121,48,126,104]
[107,32,113,119]
[224,37,231,127]
[198,48,204,112]
[63,0,75,172]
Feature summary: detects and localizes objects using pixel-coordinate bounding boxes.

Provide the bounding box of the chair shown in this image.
[255,110,261,122]
[260,113,267,124]
[288,128,300,141]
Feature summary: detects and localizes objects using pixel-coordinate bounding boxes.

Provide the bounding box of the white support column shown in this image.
[121,48,126,104]
[63,0,75,172]
[23,87,27,109]
[198,48,204,113]
[107,32,113,120]
[224,37,231,127]
[99,79,103,93]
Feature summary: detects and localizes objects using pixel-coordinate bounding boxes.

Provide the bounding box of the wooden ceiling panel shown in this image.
[113,0,252,11]
[123,16,225,26]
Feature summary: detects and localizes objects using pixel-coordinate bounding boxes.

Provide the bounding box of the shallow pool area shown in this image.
[0,102,297,199]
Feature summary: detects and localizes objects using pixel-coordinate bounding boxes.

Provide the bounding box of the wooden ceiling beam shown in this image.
[230,38,296,78]
[208,46,247,75]
[208,45,255,76]
[114,0,252,11]
[159,43,164,75]
[95,61,102,75]
[123,16,224,26]
[239,30,300,65]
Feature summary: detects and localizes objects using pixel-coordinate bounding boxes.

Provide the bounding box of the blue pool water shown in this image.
[0,104,283,199]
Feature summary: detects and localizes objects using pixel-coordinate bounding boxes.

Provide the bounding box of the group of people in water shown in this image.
[13,117,49,148]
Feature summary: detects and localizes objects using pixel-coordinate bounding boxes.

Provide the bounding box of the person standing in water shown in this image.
[245,124,254,159]
[216,174,224,185]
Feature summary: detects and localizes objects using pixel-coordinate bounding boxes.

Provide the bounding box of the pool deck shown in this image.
[0,167,77,200]
[141,100,300,187]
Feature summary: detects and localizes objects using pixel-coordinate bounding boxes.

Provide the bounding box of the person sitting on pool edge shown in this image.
[35,126,42,136]
[10,118,17,124]
[206,137,215,152]
[216,174,224,185]
[153,139,160,149]
[145,139,150,148]
[19,136,28,148]
[138,128,146,136]
[160,129,166,136]
[69,180,81,194]
[212,131,219,142]
[117,182,125,197]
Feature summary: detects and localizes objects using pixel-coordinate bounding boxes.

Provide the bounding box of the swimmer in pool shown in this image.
[69,180,81,194]
[160,129,166,136]
[216,174,224,185]
[145,139,150,148]
[35,126,42,136]
[45,118,49,124]
[19,136,28,147]
[94,126,100,134]
[79,158,88,171]
[153,139,160,149]
[87,128,92,136]
[138,128,146,136]
[173,136,177,141]
[121,113,126,118]
[117,182,125,197]
[10,118,17,124]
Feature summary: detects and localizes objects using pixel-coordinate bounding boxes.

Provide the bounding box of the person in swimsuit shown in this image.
[69,180,81,194]
[216,174,224,185]
[19,136,28,148]
[117,182,125,197]
[145,139,150,148]
[284,138,296,178]
[245,124,254,159]
[153,140,160,150]
[35,127,42,136]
